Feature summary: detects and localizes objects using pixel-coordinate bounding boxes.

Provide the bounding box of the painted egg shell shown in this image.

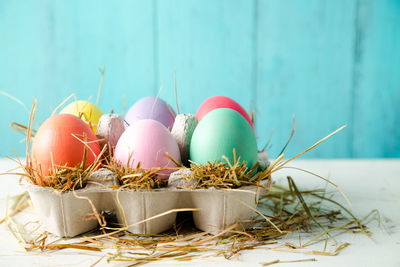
[190,108,258,169]
[125,97,176,130]
[60,100,103,132]
[114,119,181,177]
[196,95,254,131]
[31,114,101,184]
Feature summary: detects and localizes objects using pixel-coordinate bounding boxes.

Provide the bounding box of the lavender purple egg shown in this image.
[125,97,176,130]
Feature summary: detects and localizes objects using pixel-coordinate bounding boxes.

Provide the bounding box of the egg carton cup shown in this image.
[21,176,270,238]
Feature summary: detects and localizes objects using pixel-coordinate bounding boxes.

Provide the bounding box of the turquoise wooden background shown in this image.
[0,0,399,159]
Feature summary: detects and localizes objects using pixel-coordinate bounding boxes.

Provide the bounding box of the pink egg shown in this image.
[114,119,181,178]
[196,95,254,131]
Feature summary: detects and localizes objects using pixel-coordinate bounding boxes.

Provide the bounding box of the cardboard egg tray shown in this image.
[21,174,270,238]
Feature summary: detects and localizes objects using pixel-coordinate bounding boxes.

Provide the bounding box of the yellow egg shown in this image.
[60,101,103,133]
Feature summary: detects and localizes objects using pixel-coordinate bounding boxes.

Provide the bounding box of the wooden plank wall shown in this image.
[0,0,399,158]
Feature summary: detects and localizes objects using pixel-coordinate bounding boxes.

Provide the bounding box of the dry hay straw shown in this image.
[0,177,381,266]
[189,150,266,189]
[104,159,171,190]
[187,122,347,201]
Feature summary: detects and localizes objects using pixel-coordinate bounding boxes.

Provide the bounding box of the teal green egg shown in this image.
[190,108,258,170]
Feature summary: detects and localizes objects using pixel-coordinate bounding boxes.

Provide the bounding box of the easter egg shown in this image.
[60,100,103,132]
[114,119,181,177]
[196,95,254,131]
[96,113,125,156]
[171,114,198,165]
[190,108,257,169]
[125,97,176,130]
[31,114,101,184]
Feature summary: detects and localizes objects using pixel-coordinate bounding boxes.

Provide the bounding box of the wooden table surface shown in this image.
[0,158,399,266]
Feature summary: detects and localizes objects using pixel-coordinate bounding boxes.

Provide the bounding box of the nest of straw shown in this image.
[105,160,168,190]
[189,156,268,189]
[103,153,270,191]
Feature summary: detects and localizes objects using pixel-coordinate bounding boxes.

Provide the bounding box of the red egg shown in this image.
[31,114,101,185]
[195,96,255,131]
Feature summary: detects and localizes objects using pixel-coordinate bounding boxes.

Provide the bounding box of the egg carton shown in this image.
[21,173,270,238]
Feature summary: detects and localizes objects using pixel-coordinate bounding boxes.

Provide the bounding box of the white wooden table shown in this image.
[0,158,399,266]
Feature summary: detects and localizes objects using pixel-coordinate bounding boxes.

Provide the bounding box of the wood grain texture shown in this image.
[351,0,400,157]
[256,0,357,158]
[0,0,398,158]
[156,0,256,116]
[0,0,155,156]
